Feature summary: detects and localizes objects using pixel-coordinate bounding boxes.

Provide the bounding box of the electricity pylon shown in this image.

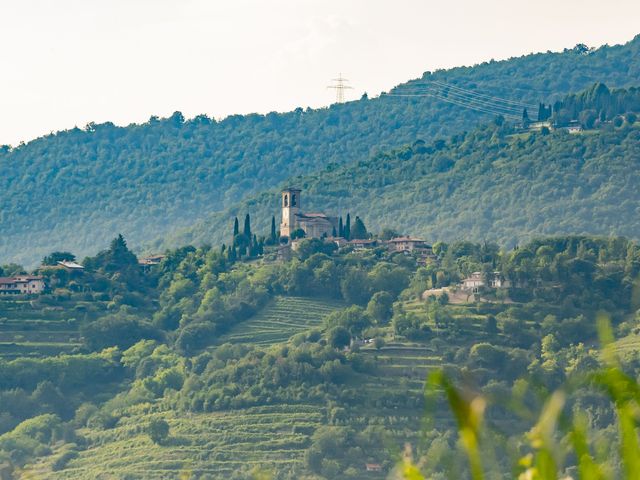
[327,73,352,104]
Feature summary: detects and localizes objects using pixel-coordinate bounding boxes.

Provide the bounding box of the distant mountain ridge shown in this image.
[2,34,640,265]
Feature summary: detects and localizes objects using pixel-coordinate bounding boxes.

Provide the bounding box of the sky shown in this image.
[0,0,639,146]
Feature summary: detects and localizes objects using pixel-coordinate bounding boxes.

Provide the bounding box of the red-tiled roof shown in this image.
[388,237,425,243]
[0,276,42,284]
[296,212,330,218]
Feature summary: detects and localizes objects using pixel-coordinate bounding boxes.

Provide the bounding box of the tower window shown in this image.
[291,193,297,207]
[284,194,288,207]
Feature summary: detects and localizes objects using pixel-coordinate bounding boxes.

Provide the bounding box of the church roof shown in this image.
[296,212,330,218]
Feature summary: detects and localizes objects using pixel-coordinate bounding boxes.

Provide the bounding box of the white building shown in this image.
[461,272,506,292]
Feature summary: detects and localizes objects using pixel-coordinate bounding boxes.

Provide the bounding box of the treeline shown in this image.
[2,36,640,266]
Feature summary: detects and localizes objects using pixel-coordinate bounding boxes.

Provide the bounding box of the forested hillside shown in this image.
[2,36,640,266]
[162,94,640,251]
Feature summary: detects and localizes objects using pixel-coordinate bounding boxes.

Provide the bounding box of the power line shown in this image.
[327,74,353,104]
[401,80,538,110]
[398,86,525,116]
[429,80,539,109]
[386,91,522,120]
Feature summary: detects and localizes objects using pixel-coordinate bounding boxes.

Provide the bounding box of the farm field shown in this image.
[25,404,326,479]
[15,296,532,479]
[0,297,108,359]
[218,296,345,346]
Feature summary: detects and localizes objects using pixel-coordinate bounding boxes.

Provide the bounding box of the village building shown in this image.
[139,254,166,272]
[279,188,338,239]
[327,236,349,248]
[365,463,383,472]
[57,260,85,272]
[387,237,432,253]
[348,238,378,250]
[564,120,583,133]
[139,254,166,266]
[461,271,506,292]
[0,276,46,295]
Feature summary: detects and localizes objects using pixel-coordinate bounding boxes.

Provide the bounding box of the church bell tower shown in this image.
[280,188,301,238]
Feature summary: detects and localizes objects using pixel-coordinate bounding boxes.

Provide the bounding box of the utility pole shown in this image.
[327,73,352,104]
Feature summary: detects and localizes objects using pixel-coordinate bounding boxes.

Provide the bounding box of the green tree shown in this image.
[270,216,277,243]
[233,217,239,236]
[243,214,252,238]
[350,216,368,239]
[328,326,351,349]
[148,417,170,444]
[42,252,76,266]
[366,291,394,325]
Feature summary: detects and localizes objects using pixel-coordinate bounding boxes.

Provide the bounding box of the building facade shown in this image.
[388,237,431,253]
[280,188,337,239]
[0,276,46,295]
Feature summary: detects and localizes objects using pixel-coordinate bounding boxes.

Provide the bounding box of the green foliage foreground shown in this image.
[398,316,640,480]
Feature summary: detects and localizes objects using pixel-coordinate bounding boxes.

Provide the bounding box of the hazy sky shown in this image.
[1,0,639,146]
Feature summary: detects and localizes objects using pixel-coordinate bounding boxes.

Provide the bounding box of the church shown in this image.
[279,188,338,240]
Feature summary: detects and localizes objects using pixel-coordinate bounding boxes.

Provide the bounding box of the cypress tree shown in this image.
[351,216,368,239]
[244,214,251,238]
[339,217,344,237]
[332,226,337,237]
[270,216,277,242]
[233,217,239,236]
[345,214,351,240]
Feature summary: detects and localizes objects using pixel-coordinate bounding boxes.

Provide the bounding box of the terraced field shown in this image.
[21,296,504,479]
[30,404,326,479]
[0,297,104,359]
[218,296,345,346]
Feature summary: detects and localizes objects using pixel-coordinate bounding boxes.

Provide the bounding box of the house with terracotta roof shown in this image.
[387,237,431,253]
[0,276,46,295]
[348,238,378,250]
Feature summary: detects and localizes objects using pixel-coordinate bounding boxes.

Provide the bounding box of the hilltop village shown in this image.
[0,188,509,301]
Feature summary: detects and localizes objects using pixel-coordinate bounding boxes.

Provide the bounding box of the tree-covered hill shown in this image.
[163,112,640,250]
[2,35,640,265]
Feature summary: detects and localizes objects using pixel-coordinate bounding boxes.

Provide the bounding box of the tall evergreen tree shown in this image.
[270,216,277,243]
[233,217,239,236]
[522,108,530,127]
[339,217,344,237]
[332,226,337,237]
[244,214,251,238]
[351,216,368,239]
[345,214,351,240]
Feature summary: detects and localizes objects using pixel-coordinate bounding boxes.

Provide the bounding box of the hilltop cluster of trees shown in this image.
[2,36,640,266]
[539,82,640,127]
